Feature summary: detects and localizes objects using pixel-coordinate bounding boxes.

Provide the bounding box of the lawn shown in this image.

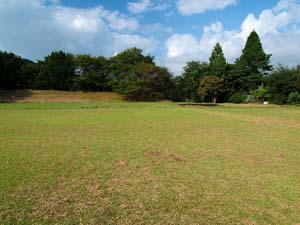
[0,103,300,224]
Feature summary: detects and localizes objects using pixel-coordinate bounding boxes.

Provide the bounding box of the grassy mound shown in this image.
[0,90,123,103]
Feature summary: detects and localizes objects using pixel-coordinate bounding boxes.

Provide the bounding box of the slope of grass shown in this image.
[0,90,123,103]
[0,103,300,224]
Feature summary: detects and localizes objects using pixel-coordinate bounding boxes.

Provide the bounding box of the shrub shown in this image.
[287,92,300,105]
[270,94,286,105]
[250,85,270,103]
[228,93,246,104]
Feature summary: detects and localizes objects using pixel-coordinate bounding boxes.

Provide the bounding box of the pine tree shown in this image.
[209,43,227,78]
[235,30,272,92]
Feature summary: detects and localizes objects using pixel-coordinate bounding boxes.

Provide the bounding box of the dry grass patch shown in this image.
[0,90,123,103]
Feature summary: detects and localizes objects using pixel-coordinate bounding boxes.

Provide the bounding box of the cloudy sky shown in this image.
[0,0,300,74]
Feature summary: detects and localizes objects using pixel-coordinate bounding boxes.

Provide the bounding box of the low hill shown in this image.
[0,90,123,103]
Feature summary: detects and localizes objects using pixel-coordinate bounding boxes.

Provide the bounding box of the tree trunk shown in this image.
[212,96,217,104]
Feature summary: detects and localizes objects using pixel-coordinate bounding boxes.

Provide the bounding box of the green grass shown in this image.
[0,103,300,224]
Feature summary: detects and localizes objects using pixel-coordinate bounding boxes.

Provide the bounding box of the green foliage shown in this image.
[109,48,173,101]
[228,93,247,104]
[119,63,173,101]
[73,55,110,91]
[287,92,300,105]
[111,47,154,66]
[0,48,172,101]
[172,61,209,102]
[172,32,272,103]
[0,51,25,89]
[198,75,225,103]
[20,61,41,89]
[108,48,155,92]
[250,85,270,102]
[209,43,226,78]
[38,51,75,90]
[234,30,272,92]
[170,76,185,102]
[266,66,300,104]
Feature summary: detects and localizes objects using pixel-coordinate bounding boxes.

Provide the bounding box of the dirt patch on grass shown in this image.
[146,151,163,158]
[179,103,219,107]
[172,154,186,162]
[115,160,128,167]
[145,151,186,163]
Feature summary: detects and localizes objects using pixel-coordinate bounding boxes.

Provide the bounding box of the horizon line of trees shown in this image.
[1,30,300,104]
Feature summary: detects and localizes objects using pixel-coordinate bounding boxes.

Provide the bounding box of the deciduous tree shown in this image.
[198,75,225,104]
[38,51,75,90]
[179,61,210,102]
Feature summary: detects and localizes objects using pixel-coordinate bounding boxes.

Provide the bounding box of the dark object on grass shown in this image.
[178,103,219,107]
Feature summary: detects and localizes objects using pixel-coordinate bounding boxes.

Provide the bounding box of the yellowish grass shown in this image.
[0,90,123,103]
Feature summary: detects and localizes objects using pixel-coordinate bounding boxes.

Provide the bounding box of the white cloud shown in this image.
[166,34,200,58]
[165,0,300,75]
[114,34,158,54]
[53,7,104,33]
[54,5,139,33]
[0,0,156,60]
[144,23,173,34]
[128,0,152,13]
[127,0,171,14]
[154,2,171,11]
[163,34,202,74]
[177,0,237,15]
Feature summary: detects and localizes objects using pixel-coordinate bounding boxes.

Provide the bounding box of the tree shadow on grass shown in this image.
[178,103,219,107]
[0,90,33,103]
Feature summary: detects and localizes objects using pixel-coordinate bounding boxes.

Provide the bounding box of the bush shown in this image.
[270,94,286,105]
[250,85,270,103]
[287,92,300,105]
[228,93,247,104]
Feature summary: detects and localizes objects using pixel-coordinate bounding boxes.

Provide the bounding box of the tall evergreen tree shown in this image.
[234,30,272,92]
[209,43,226,78]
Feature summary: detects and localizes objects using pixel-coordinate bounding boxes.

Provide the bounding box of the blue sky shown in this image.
[0,0,299,74]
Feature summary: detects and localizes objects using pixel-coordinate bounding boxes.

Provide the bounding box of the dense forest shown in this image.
[1,30,300,104]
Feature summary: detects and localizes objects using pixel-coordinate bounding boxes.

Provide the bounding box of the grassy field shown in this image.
[1,102,300,224]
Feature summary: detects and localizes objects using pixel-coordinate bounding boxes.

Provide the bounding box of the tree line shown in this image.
[171,30,300,105]
[0,48,173,101]
[1,30,300,104]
